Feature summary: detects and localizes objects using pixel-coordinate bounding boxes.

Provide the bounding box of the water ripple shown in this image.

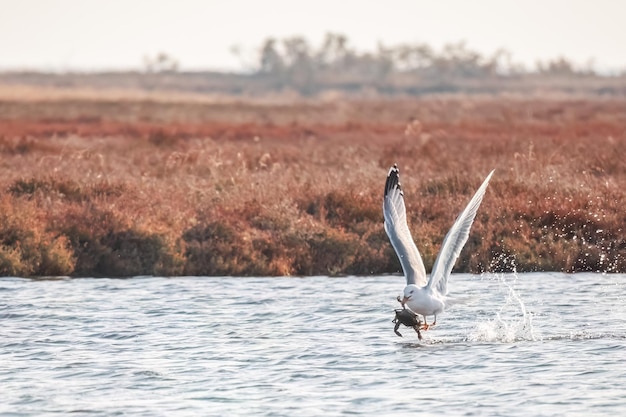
[1,273,625,416]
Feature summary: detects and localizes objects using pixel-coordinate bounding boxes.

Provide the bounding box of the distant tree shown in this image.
[230,44,258,72]
[259,39,285,74]
[281,37,312,67]
[143,52,179,73]
[536,57,576,75]
[316,33,352,70]
[485,48,525,75]
[387,42,435,71]
[280,37,315,93]
[249,33,613,94]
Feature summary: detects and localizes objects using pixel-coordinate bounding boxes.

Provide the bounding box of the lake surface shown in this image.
[1,273,625,416]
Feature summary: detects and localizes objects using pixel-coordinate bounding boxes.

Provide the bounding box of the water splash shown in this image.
[467,267,538,343]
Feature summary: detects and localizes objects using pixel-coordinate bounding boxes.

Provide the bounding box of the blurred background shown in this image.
[1,1,625,277]
[1,0,625,95]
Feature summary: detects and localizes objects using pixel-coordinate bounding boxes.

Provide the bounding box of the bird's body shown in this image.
[383,165,494,330]
[402,284,445,320]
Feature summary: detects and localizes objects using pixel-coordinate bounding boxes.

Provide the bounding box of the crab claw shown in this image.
[396,295,407,308]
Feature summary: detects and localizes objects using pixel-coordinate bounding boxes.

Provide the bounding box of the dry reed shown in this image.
[1,95,624,276]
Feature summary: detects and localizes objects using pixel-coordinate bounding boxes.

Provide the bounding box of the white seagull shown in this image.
[383,165,494,330]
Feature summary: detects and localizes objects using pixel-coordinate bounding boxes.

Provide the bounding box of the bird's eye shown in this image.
[410,290,414,294]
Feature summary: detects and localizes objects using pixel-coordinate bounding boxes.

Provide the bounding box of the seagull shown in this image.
[383,164,494,330]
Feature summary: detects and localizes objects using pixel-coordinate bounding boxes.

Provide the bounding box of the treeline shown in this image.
[245,33,625,95]
[256,34,572,80]
[255,33,606,77]
[2,34,626,96]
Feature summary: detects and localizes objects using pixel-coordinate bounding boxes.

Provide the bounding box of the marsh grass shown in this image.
[0,96,624,276]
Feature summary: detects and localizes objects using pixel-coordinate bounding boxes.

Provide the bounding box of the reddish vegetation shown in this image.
[0,95,625,277]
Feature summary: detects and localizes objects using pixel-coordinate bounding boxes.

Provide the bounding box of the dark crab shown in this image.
[393,307,423,340]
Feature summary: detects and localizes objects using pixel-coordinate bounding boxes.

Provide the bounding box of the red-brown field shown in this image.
[1,91,625,276]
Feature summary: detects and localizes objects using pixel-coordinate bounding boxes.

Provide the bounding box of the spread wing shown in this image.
[427,170,495,295]
[383,165,427,287]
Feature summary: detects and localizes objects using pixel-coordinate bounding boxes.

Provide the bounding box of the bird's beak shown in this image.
[401,296,410,305]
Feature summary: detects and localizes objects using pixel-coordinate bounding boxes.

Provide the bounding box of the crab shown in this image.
[393,306,423,340]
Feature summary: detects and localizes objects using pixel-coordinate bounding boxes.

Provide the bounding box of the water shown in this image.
[1,273,625,417]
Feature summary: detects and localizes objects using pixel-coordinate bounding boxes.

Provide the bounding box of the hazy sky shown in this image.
[1,0,625,72]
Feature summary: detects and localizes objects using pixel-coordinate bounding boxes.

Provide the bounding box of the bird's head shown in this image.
[400,285,417,305]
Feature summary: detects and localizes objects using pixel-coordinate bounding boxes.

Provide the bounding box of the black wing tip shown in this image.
[384,164,402,197]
